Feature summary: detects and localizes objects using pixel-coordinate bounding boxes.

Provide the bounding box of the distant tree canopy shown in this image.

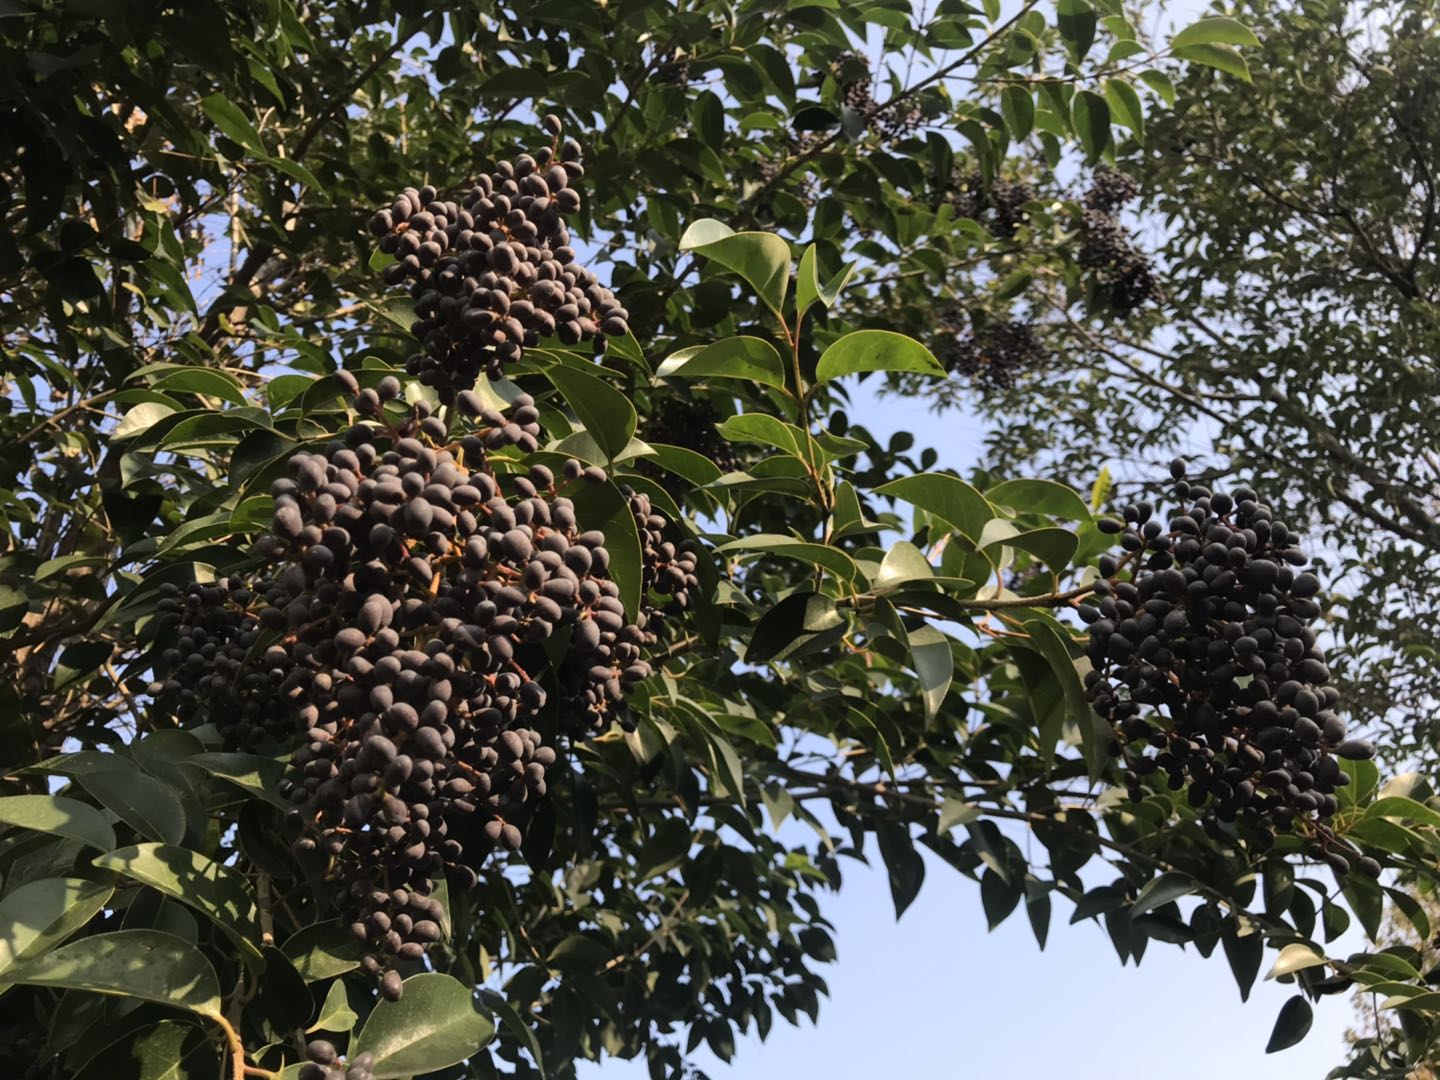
[0,3,1437,1079]
[960,0,1440,771]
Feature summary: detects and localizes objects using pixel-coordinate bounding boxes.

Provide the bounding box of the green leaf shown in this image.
[981,868,1022,929]
[814,330,944,383]
[1071,90,1110,162]
[548,936,611,981]
[113,402,179,441]
[0,877,114,977]
[1222,922,1264,1002]
[1018,617,1108,778]
[938,798,980,832]
[1173,42,1252,82]
[541,364,637,465]
[1266,943,1326,980]
[562,478,643,620]
[309,979,359,1034]
[875,822,925,919]
[795,245,855,318]
[281,922,361,982]
[200,93,265,154]
[1131,872,1196,917]
[986,527,1079,573]
[908,625,953,721]
[715,413,806,457]
[92,844,261,970]
[643,443,724,487]
[1172,16,1260,48]
[628,814,691,882]
[746,592,845,664]
[0,794,115,851]
[182,752,287,803]
[353,973,496,1077]
[717,534,857,583]
[679,220,791,316]
[655,337,788,392]
[1104,79,1144,140]
[1363,796,1440,828]
[1001,85,1035,140]
[1265,995,1313,1053]
[76,769,186,845]
[147,368,248,406]
[1138,69,1177,106]
[986,478,1092,520]
[874,540,933,592]
[876,473,993,540]
[1055,0,1097,61]
[7,930,222,1016]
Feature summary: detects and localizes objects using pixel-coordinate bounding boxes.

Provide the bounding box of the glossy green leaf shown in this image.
[814,330,944,383]
[281,922,362,982]
[908,625,953,721]
[0,794,115,851]
[1173,42,1252,82]
[1071,90,1110,162]
[718,534,857,582]
[679,219,791,315]
[354,973,496,1076]
[7,930,222,1016]
[986,478,1091,520]
[0,877,114,976]
[93,844,261,969]
[76,769,186,845]
[1001,85,1035,141]
[1265,995,1313,1053]
[876,472,993,540]
[1172,15,1260,48]
[1266,943,1326,980]
[655,337,788,392]
[542,363,637,464]
[746,592,845,664]
[308,979,359,1034]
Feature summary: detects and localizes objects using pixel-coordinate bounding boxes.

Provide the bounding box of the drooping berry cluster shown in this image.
[367,119,630,401]
[1077,169,1157,314]
[823,52,925,140]
[301,1040,373,1080]
[1082,459,1377,863]
[150,379,699,997]
[949,169,1037,239]
[934,310,1050,390]
[639,391,740,498]
[652,49,692,86]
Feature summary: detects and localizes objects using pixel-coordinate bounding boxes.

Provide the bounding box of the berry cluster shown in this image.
[1083,460,1378,866]
[367,119,630,401]
[300,1040,373,1080]
[150,380,699,996]
[935,311,1050,390]
[639,391,740,498]
[652,50,692,86]
[1077,169,1157,314]
[949,169,1037,239]
[826,52,924,140]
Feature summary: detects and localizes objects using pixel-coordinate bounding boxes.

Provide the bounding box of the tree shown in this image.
[957,0,1440,768]
[2,2,1439,1079]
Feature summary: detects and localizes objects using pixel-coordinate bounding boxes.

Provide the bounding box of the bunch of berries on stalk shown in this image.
[1082,459,1379,876]
[949,169,1037,239]
[149,376,700,998]
[366,117,630,402]
[935,309,1050,391]
[300,1041,373,1080]
[1077,168,1157,314]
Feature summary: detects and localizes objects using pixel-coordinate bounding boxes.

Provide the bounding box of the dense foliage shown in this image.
[1,2,1439,1079]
